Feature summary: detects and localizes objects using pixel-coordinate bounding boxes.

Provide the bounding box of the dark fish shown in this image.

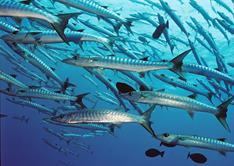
[0,113,8,118]
[187,152,207,164]
[145,148,164,157]
[116,82,136,94]
[160,142,176,147]
[152,20,169,39]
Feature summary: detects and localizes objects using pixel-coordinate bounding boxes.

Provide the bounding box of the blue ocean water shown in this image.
[0,0,234,166]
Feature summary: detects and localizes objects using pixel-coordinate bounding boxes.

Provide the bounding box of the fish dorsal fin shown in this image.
[140,56,149,61]
[170,49,191,79]
[107,54,115,57]
[218,151,226,156]
[187,111,194,119]
[10,74,17,78]
[76,29,85,32]
[28,85,40,89]
[101,6,108,9]
[178,76,185,80]
[188,93,197,99]
[170,49,191,64]
[19,0,32,5]
[165,20,169,28]
[156,88,165,92]
[217,138,226,142]
[72,54,80,60]
[50,67,55,71]
[30,32,42,36]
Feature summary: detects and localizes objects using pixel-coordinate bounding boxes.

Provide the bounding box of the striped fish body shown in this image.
[16,45,63,86]
[158,133,234,152]
[63,56,173,73]
[2,30,110,45]
[79,19,117,37]
[154,74,208,97]
[0,70,28,89]
[181,64,234,84]
[7,98,55,115]
[0,1,58,24]
[52,109,143,124]
[0,21,19,33]
[159,0,188,36]
[122,91,218,114]
[16,88,76,101]
[179,135,234,152]
[56,0,126,23]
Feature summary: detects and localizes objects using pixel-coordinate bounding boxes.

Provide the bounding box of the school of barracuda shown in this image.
[0,0,234,161]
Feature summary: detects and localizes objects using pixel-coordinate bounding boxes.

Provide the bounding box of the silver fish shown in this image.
[157,133,234,155]
[119,84,233,131]
[49,105,157,137]
[0,70,28,89]
[0,0,79,43]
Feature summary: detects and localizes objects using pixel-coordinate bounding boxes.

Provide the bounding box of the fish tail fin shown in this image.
[207,92,214,103]
[170,49,192,79]
[61,77,76,94]
[113,23,122,35]
[187,152,191,159]
[25,118,29,123]
[123,19,133,34]
[114,19,133,34]
[66,139,72,144]
[75,93,89,109]
[215,97,234,132]
[52,13,82,44]
[161,151,165,157]
[141,105,157,138]
[108,124,116,136]
[166,20,169,28]
[103,38,115,54]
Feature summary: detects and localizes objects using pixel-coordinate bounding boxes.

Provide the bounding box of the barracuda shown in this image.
[45,118,115,134]
[157,13,175,55]
[78,19,117,37]
[7,98,56,116]
[1,30,114,52]
[0,21,19,33]
[189,0,212,26]
[117,82,234,131]
[159,0,188,36]
[153,73,212,101]
[157,133,234,155]
[48,105,157,137]
[181,64,234,85]
[55,0,132,33]
[0,70,28,89]
[6,87,89,108]
[13,44,64,87]
[0,0,79,43]
[62,50,191,75]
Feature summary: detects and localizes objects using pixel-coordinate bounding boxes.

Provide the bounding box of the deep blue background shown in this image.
[1,0,234,166]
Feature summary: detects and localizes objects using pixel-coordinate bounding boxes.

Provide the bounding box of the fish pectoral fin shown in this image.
[218,151,226,156]
[187,111,194,119]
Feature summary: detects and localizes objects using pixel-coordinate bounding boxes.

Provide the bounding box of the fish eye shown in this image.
[59,114,64,119]
[163,133,169,137]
